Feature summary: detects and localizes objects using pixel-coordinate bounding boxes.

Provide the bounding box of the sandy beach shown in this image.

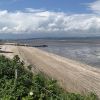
[1,45,100,98]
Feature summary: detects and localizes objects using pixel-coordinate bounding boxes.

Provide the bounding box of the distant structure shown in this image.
[4,43,29,47]
[4,43,18,46]
[0,41,48,48]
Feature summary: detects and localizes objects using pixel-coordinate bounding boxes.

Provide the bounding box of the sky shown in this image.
[0,0,100,39]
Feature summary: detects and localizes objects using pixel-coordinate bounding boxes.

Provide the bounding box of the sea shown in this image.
[37,37,100,68]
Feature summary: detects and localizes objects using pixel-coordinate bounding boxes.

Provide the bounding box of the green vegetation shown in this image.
[0,55,98,100]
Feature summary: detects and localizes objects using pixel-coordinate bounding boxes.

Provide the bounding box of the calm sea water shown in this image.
[40,42,100,68]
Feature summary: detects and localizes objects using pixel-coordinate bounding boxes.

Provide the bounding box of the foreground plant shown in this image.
[0,55,98,100]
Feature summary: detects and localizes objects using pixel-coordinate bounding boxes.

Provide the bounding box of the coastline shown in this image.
[0,45,100,98]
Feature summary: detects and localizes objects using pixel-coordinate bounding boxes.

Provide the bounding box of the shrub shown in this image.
[0,55,98,100]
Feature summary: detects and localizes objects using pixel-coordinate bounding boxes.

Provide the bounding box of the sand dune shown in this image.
[1,45,100,98]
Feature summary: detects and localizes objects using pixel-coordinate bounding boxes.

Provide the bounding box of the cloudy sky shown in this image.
[0,0,100,39]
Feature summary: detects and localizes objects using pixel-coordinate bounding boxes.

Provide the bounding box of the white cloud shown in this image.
[88,0,100,14]
[25,8,45,13]
[0,9,100,36]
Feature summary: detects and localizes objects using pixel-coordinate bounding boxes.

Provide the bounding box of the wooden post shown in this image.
[13,69,18,91]
[15,69,18,79]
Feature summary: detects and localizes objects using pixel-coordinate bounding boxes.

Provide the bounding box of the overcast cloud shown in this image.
[0,0,100,37]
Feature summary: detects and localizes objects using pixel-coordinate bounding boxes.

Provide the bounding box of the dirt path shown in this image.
[1,45,100,98]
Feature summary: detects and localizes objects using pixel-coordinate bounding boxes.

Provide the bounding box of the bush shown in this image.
[0,55,98,100]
